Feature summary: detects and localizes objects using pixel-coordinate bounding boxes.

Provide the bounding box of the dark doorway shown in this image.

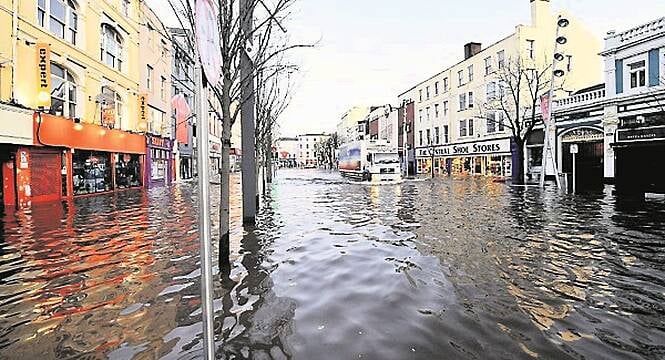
[615,143,665,196]
[562,141,604,192]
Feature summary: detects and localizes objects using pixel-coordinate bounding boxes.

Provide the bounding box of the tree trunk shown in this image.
[218,71,232,269]
[512,137,525,185]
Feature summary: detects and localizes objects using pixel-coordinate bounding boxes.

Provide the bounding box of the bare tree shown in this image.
[314,134,338,169]
[165,0,313,265]
[476,57,553,184]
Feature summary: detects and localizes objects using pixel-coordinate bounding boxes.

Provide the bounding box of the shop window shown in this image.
[38,0,78,45]
[115,153,141,188]
[73,151,112,195]
[151,148,167,181]
[49,63,77,118]
[629,60,646,89]
[459,120,467,137]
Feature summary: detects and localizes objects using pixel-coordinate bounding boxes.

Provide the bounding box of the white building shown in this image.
[398,0,602,178]
[297,133,330,167]
[276,137,298,167]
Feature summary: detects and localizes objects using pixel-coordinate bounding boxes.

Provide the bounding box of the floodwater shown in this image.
[1,170,664,359]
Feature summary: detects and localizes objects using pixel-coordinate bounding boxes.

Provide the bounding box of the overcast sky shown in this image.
[147,0,665,137]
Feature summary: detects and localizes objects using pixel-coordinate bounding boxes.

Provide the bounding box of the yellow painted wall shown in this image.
[5,0,145,131]
[0,0,15,102]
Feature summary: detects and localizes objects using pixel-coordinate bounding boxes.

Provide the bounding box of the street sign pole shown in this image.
[193,0,223,358]
[570,143,579,194]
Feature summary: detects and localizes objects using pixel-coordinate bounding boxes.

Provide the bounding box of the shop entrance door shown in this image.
[615,143,665,195]
[562,141,604,192]
[31,151,62,202]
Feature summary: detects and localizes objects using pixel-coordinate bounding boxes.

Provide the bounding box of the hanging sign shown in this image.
[195,0,222,86]
[138,93,149,130]
[540,93,551,125]
[36,43,51,108]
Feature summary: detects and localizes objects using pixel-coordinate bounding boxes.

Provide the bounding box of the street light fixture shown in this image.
[557,18,570,28]
[553,69,565,77]
[554,53,565,61]
[556,36,568,45]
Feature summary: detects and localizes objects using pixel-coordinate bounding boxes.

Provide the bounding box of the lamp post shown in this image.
[539,15,569,190]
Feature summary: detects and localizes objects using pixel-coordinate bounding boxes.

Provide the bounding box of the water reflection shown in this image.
[1,170,664,359]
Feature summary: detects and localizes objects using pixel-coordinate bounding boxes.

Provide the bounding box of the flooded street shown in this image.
[1,169,665,359]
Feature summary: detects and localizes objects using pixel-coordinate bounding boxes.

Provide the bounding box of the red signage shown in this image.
[540,93,551,125]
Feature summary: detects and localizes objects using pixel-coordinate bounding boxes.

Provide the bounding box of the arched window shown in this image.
[100,24,124,71]
[100,86,124,128]
[49,63,77,118]
[37,0,78,45]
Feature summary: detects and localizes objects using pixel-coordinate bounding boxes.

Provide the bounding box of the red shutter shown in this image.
[31,151,61,202]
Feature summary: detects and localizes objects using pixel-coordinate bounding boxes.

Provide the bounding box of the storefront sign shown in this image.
[36,43,51,108]
[561,128,603,143]
[149,136,169,149]
[19,151,28,169]
[138,93,148,130]
[617,126,665,142]
[416,138,511,158]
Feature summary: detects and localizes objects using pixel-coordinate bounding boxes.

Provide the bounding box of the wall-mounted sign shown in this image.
[138,93,149,130]
[561,128,603,143]
[36,43,51,108]
[150,136,168,148]
[617,126,665,142]
[19,151,28,169]
[416,138,511,158]
[102,107,115,126]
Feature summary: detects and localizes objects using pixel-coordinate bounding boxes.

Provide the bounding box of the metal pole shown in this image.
[572,152,577,194]
[240,0,257,224]
[194,64,216,359]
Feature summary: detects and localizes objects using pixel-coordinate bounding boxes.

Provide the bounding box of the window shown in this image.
[468,65,474,82]
[426,86,430,100]
[419,89,423,102]
[434,104,440,118]
[49,62,77,118]
[459,93,467,110]
[100,86,124,128]
[38,0,78,44]
[443,77,449,92]
[426,107,430,122]
[443,101,449,116]
[459,119,467,137]
[468,119,474,136]
[419,109,423,122]
[566,55,572,72]
[443,125,449,143]
[527,40,535,59]
[434,127,440,144]
[435,81,439,95]
[629,60,646,88]
[497,112,505,132]
[161,76,166,99]
[486,82,496,100]
[497,50,505,69]
[484,56,492,75]
[419,130,423,146]
[101,24,124,71]
[122,0,130,16]
[468,91,474,108]
[147,65,153,90]
[426,129,431,145]
[487,113,496,133]
[458,70,464,86]
[150,108,165,134]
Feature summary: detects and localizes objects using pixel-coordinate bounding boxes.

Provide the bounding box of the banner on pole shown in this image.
[540,93,551,126]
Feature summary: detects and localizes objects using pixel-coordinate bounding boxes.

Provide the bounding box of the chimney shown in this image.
[530,0,551,27]
[464,42,482,60]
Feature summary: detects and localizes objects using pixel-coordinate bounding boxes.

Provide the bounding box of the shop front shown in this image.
[416,137,512,177]
[614,124,665,195]
[558,127,605,192]
[146,135,173,187]
[31,113,146,202]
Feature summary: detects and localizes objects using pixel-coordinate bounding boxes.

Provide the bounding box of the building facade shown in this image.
[398,0,602,178]
[297,134,329,167]
[139,2,173,187]
[602,16,665,195]
[276,137,298,167]
[1,0,150,207]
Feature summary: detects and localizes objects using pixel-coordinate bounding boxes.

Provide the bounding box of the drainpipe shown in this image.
[11,0,19,101]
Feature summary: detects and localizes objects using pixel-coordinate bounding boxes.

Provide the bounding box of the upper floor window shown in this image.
[101,24,124,71]
[443,101,449,116]
[526,40,535,59]
[38,0,78,45]
[122,0,130,16]
[443,77,449,92]
[49,62,77,118]
[468,65,474,82]
[629,60,646,89]
[147,65,153,90]
[458,70,464,86]
[161,76,166,99]
[434,81,439,95]
[497,50,505,69]
[434,104,440,118]
[426,86,430,100]
[100,86,124,128]
[484,56,492,75]
[419,89,423,102]
[486,82,496,100]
